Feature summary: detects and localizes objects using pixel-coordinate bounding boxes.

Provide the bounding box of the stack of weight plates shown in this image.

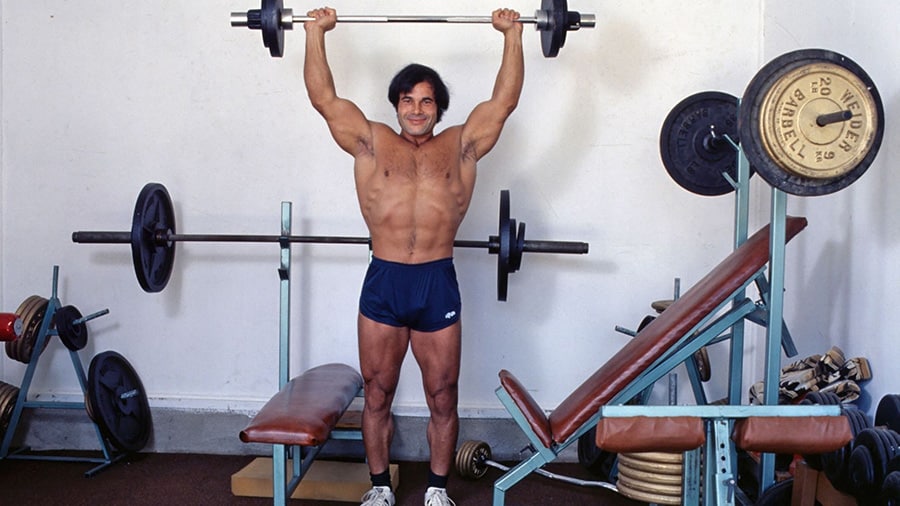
[616,452,684,505]
[0,380,21,440]
[5,295,50,364]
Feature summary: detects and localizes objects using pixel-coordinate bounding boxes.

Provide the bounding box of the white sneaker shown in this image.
[361,486,395,506]
[424,486,456,506]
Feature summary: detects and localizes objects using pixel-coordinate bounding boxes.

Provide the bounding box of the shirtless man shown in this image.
[303,7,524,506]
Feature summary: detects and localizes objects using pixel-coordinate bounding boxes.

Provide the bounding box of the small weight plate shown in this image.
[876,394,900,433]
[131,183,177,293]
[54,305,88,351]
[660,91,752,196]
[455,440,491,479]
[88,351,152,453]
[881,471,900,503]
[739,49,884,196]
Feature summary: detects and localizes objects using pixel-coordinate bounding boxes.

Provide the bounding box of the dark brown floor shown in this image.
[0,452,647,505]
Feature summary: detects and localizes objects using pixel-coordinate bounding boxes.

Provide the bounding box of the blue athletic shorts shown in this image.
[359,257,461,332]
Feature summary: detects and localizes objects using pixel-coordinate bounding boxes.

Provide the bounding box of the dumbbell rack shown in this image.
[0,265,123,476]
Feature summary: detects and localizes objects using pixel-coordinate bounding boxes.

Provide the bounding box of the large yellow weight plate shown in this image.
[759,62,878,179]
[739,49,884,196]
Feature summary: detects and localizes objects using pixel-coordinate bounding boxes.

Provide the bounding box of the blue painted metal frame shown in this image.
[0,266,121,476]
[489,280,764,505]
[599,404,841,506]
[266,203,363,506]
[488,120,800,505]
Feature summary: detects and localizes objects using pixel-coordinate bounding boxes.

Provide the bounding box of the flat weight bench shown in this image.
[490,217,810,505]
[240,363,364,505]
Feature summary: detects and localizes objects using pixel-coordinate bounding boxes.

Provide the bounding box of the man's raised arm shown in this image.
[303,8,372,156]
[460,8,525,161]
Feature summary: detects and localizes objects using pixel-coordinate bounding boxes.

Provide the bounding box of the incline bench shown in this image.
[489,217,851,505]
[239,363,364,505]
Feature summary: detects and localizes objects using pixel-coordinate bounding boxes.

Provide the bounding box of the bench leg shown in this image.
[273,444,286,506]
[492,451,551,506]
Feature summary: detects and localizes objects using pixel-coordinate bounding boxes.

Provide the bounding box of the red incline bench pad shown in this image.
[499,217,808,448]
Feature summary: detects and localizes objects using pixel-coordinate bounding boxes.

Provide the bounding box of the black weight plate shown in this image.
[755,478,792,506]
[497,190,512,301]
[540,0,567,58]
[637,315,655,333]
[88,351,152,453]
[849,443,876,500]
[882,470,900,504]
[131,183,176,293]
[261,0,285,57]
[877,394,900,433]
[576,427,617,480]
[850,428,884,499]
[509,221,525,273]
[660,91,752,196]
[812,407,858,471]
[739,49,885,196]
[54,305,88,351]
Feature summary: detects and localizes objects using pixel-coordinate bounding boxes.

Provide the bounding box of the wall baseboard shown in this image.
[6,407,579,463]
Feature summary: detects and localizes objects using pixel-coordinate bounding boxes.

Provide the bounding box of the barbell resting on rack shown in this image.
[71,183,589,301]
[230,0,596,58]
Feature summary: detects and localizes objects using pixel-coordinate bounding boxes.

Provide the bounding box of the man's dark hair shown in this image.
[388,63,450,123]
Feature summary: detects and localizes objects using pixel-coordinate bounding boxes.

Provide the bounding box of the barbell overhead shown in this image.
[231,0,596,58]
[72,183,589,301]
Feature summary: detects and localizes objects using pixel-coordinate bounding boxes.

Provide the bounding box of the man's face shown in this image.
[396,81,438,139]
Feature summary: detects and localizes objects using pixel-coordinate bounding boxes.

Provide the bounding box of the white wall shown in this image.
[762,0,900,414]
[0,0,894,421]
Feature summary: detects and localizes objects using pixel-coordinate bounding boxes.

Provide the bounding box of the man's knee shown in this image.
[427,383,459,417]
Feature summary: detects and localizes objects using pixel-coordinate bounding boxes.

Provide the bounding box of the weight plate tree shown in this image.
[659,91,754,196]
[739,49,884,196]
[230,0,595,58]
[72,183,589,301]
